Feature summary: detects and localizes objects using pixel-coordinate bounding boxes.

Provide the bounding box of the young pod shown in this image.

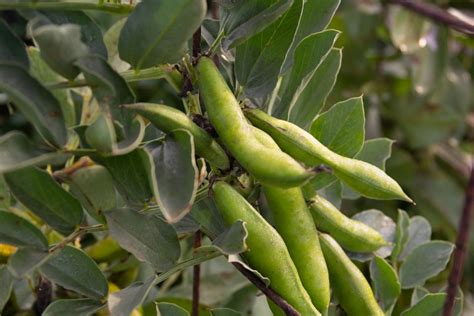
[213,181,320,316]
[244,108,412,202]
[197,57,313,188]
[319,233,384,316]
[124,103,230,170]
[308,195,387,253]
[263,186,330,313]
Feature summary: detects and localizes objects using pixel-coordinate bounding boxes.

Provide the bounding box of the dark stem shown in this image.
[232,262,300,316]
[387,0,474,36]
[192,230,202,316]
[33,277,52,315]
[443,160,474,316]
[211,0,219,20]
[193,27,202,58]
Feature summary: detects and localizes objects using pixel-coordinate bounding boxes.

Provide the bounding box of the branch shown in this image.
[0,1,133,14]
[49,224,105,253]
[443,159,474,316]
[387,0,474,36]
[232,262,300,316]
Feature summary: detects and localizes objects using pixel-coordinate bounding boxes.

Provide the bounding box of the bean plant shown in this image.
[0,1,470,316]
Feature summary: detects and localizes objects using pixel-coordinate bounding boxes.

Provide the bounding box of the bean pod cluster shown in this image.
[127,56,411,316]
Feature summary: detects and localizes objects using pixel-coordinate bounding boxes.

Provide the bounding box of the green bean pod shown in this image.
[308,195,387,252]
[319,233,384,316]
[264,186,330,313]
[213,181,320,316]
[197,57,313,188]
[124,103,230,170]
[244,108,412,202]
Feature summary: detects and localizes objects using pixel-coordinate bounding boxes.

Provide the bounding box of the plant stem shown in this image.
[232,262,300,316]
[443,159,474,316]
[49,224,106,253]
[0,1,133,14]
[387,0,474,35]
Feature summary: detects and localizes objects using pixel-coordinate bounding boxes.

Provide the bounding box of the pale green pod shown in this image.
[319,233,384,316]
[308,194,387,252]
[213,181,320,316]
[124,103,230,170]
[197,57,313,188]
[244,108,412,202]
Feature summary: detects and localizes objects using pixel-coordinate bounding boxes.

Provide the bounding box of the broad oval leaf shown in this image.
[0,19,29,69]
[118,0,207,69]
[399,241,454,289]
[0,63,67,147]
[7,247,50,278]
[370,256,401,313]
[0,211,48,249]
[4,167,84,235]
[108,275,158,316]
[0,265,13,312]
[39,246,108,300]
[0,131,70,173]
[399,216,432,261]
[43,298,105,316]
[146,130,199,223]
[104,208,180,271]
[401,293,446,316]
[157,302,190,316]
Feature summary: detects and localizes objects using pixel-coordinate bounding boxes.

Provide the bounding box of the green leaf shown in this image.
[39,246,108,300]
[272,30,340,118]
[399,241,454,289]
[30,21,89,80]
[4,167,83,234]
[235,0,302,99]
[401,293,446,316]
[0,265,13,312]
[0,19,29,69]
[399,216,432,261]
[0,63,67,147]
[118,0,206,69]
[370,256,401,313]
[62,165,116,222]
[411,287,430,306]
[388,7,429,54]
[28,47,76,127]
[310,96,365,157]
[7,247,50,277]
[109,276,157,316]
[211,221,248,255]
[391,209,410,263]
[103,18,129,72]
[341,137,394,199]
[157,302,190,316]
[43,298,105,316]
[348,210,396,262]
[221,0,293,50]
[188,197,227,239]
[104,208,180,271]
[146,130,199,223]
[211,308,242,316]
[96,148,153,203]
[0,132,69,173]
[281,0,340,71]
[0,176,10,208]
[0,210,48,249]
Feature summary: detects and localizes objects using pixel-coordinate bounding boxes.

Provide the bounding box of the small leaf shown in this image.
[310,96,365,157]
[212,221,248,255]
[401,293,446,316]
[388,7,429,54]
[0,131,69,173]
[399,241,454,289]
[43,298,105,316]
[30,22,89,79]
[146,130,199,223]
[221,0,293,50]
[411,287,430,306]
[188,197,227,239]
[4,167,83,234]
[105,208,180,271]
[399,216,432,261]
[0,210,48,249]
[108,276,158,316]
[0,265,13,312]
[157,302,190,316]
[118,0,207,69]
[7,247,50,278]
[370,256,401,313]
[391,209,410,263]
[0,19,29,69]
[39,246,108,300]
[0,64,67,147]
